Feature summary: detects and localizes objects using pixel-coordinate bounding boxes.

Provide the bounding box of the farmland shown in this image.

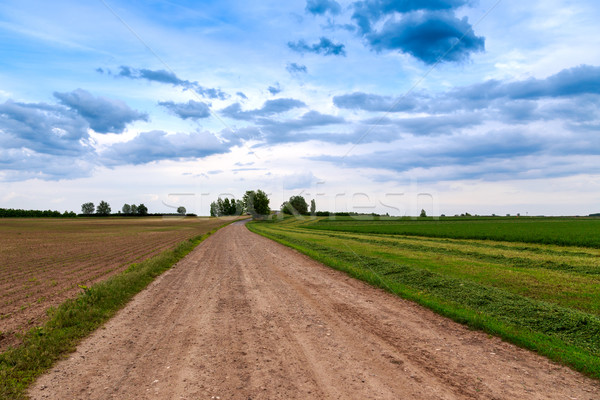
[0,217,233,350]
[306,216,600,247]
[248,216,600,378]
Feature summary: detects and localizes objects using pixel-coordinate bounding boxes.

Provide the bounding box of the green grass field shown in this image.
[248,216,600,379]
[306,216,600,248]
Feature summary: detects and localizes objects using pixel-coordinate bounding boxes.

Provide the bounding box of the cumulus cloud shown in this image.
[306,0,342,15]
[349,1,483,63]
[101,130,232,165]
[54,89,148,133]
[221,98,306,120]
[366,11,484,63]
[0,99,96,180]
[117,66,228,100]
[451,65,600,101]
[351,0,472,33]
[334,65,600,119]
[311,130,551,179]
[317,64,600,181]
[0,100,90,156]
[288,37,347,56]
[158,100,211,120]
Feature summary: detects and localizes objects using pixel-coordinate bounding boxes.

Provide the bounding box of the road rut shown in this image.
[29,221,600,399]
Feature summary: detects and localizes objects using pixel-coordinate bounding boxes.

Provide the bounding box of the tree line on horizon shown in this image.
[0,208,77,218]
[80,201,149,216]
[210,190,270,218]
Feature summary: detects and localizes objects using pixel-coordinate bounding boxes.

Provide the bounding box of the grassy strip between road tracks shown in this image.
[247,220,600,381]
[0,220,236,400]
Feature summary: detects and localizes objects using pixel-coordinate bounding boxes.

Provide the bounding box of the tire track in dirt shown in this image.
[29,221,600,399]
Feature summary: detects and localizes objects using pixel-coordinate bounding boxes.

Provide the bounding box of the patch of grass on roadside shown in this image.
[247,219,600,380]
[0,222,232,400]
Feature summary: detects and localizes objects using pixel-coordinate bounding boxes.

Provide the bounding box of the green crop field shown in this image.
[248,216,600,379]
[305,216,600,248]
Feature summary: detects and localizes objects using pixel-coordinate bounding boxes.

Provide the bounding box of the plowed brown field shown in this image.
[0,217,233,350]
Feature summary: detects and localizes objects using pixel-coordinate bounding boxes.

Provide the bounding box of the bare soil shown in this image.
[0,217,229,351]
[29,221,599,399]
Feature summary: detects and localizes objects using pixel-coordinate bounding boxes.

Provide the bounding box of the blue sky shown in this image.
[1,0,599,216]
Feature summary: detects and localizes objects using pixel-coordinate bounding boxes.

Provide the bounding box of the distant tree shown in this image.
[210,197,244,217]
[310,199,316,215]
[131,204,138,215]
[177,206,186,215]
[223,198,231,215]
[81,202,95,215]
[122,204,132,214]
[420,209,427,218]
[228,199,238,215]
[97,201,111,216]
[243,190,270,218]
[282,195,308,215]
[235,199,244,215]
[210,201,219,217]
[137,204,148,216]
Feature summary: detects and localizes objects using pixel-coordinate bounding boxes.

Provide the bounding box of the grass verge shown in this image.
[0,221,233,400]
[247,220,600,381]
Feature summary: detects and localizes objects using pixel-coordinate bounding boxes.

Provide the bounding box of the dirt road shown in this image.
[29,221,599,399]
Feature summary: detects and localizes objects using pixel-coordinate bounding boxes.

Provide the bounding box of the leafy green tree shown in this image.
[210,197,244,216]
[420,209,427,218]
[137,204,148,216]
[310,199,316,215]
[131,204,138,215]
[282,195,308,215]
[177,206,186,215]
[97,201,111,216]
[81,202,95,215]
[122,204,131,215]
[210,201,219,217]
[243,190,270,218]
[223,198,231,215]
[235,199,245,215]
